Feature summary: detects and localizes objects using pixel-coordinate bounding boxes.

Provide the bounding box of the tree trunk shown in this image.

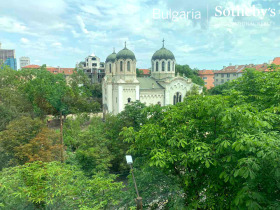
[60,110,64,163]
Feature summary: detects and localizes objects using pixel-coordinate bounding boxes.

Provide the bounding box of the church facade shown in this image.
[102,41,202,115]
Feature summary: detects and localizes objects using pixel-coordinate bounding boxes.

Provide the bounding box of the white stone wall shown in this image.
[140,89,165,106]
[151,59,176,79]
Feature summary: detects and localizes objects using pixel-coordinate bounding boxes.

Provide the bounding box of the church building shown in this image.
[102,40,202,115]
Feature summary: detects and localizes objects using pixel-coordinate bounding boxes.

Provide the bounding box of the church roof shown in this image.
[106,52,116,63]
[137,77,164,90]
[152,39,175,60]
[116,42,136,60]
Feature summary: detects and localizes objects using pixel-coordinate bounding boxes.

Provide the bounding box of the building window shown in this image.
[92,57,96,60]
[173,92,182,105]
[162,61,165,71]
[227,79,230,81]
[168,61,170,71]
[109,64,112,73]
[205,82,207,85]
[203,77,207,80]
[157,101,161,106]
[221,74,224,78]
[216,79,218,82]
[120,61,123,71]
[128,98,131,103]
[221,79,224,83]
[233,73,236,76]
[156,62,158,71]
[227,73,230,78]
[127,61,130,71]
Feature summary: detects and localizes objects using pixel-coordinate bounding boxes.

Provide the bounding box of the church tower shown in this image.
[151,39,176,80]
[103,43,139,115]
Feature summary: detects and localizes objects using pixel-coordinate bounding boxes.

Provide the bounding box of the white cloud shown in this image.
[20,38,30,44]
[76,16,89,34]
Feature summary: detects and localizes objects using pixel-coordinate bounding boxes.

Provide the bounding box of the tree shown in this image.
[22,69,100,162]
[122,95,280,209]
[175,64,204,86]
[0,161,124,209]
[0,116,60,169]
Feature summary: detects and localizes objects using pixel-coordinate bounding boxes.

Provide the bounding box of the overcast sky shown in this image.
[1,0,280,70]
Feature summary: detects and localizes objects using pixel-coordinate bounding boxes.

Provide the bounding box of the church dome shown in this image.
[116,42,136,60]
[105,50,116,63]
[152,39,175,60]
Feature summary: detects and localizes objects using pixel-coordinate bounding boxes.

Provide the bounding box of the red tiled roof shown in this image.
[272,57,280,65]
[22,65,74,75]
[46,67,74,75]
[22,65,41,69]
[139,69,150,75]
[198,70,214,75]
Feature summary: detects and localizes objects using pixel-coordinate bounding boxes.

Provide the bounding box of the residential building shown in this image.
[102,41,202,115]
[19,57,30,68]
[0,42,17,70]
[77,54,105,84]
[214,61,272,86]
[198,70,215,89]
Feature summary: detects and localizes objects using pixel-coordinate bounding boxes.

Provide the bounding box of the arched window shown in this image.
[173,92,182,105]
[120,61,123,71]
[162,61,165,71]
[168,61,170,71]
[173,61,175,71]
[127,61,130,71]
[156,62,158,71]
[128,98,131,103]
[109,64,112,73]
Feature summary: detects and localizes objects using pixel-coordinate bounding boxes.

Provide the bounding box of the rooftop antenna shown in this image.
[124,41,127,49]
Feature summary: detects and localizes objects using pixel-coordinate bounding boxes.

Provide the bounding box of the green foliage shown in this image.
[0,116,60,169]
[175,64,204,86]
[118,101,147,131]
[0,161,124,209]
[122,95,280,209]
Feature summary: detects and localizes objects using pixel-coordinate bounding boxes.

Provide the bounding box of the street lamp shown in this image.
[126,155,143,210]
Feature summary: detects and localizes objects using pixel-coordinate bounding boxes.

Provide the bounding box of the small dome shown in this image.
[152,47,175,60]
[152,39,175,60]
[116,42,136,60]
[106,50,116,63]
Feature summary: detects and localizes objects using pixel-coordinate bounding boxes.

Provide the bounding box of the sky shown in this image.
[1,0,280,70]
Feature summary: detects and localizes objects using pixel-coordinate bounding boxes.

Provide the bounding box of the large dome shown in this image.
[105,50,116,63]
[116,43,136,60]
[152,47,175,60]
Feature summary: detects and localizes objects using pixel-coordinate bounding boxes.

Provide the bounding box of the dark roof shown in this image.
[152,47,175,60]
[116,47,136,60]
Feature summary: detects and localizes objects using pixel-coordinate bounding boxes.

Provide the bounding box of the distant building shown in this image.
[0,42,17,70]
[198,70,215,89]
[19,57,30,68]
[22,65,75,81]
[138,69,150,77]
[214,61,272,86]
[77,54,105,84]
